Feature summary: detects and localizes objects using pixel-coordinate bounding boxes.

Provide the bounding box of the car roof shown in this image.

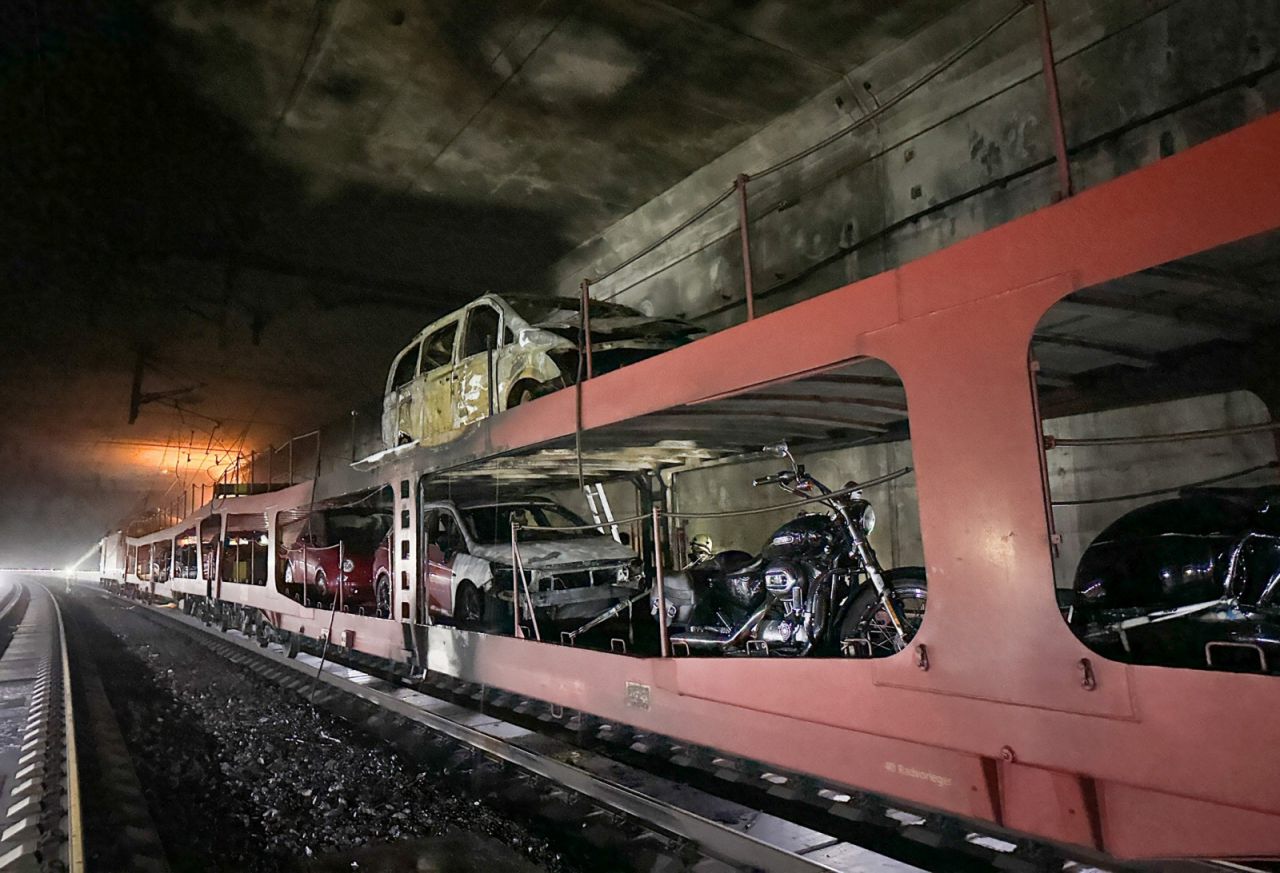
[455,496,561,511]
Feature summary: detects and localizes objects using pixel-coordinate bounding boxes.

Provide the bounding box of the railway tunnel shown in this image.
[3,1,1280,870]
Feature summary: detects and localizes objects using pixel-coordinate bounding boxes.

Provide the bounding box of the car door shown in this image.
[385,340,421,444]
[452,302,504,429]
[416,318,461,444]
[421,509,454,617]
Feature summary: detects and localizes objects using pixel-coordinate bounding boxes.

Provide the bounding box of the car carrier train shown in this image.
[97,115,1280,865]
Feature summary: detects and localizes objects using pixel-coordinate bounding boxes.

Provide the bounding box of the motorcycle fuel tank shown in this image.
[762,514,840,561]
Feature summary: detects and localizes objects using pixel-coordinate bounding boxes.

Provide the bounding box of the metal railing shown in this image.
[572,0,1061,371]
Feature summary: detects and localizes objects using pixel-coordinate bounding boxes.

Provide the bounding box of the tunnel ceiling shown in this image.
[0,0,968,564]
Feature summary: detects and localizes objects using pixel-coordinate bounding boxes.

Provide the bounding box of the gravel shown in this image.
[64,590,581,873]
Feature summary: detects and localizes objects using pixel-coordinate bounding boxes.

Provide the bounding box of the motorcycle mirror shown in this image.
[763,442,789,458]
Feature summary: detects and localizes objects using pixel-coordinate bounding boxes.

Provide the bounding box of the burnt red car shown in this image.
[280,507,393,615]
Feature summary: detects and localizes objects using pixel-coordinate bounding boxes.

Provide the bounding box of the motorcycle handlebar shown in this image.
[752,469,842,499]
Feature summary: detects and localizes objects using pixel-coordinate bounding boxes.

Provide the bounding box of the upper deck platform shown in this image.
[349,112,1280,494]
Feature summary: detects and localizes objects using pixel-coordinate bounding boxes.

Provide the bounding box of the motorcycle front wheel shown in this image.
[837,568,927,658]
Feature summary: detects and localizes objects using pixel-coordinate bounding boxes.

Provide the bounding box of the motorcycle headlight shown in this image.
[342,558,355,573]
[859,504,876,535]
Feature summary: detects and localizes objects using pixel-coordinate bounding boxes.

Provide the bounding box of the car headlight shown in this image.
[859,504,876,535]
[342,558,355,573]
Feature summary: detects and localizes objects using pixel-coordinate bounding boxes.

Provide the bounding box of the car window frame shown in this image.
[389,341,422,393]
[423,502,475,554]
[419,317,461,375]
[460,301,504,361]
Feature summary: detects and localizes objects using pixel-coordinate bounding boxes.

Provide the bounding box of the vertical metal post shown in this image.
[349,411,357,462]
[511,520,523,639]
[1034,0,1073,199]
[735,173,756,321]
[288,440,294,486]
[338,540,345,613]
[579,279,594,380]
[651,505,670,657]
[1029,355,1062,560]
[267,445,274,486]
[486,336,495,418]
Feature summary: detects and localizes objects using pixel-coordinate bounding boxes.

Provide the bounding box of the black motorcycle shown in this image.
[653,444,927,657]
[1066,484,1280,674]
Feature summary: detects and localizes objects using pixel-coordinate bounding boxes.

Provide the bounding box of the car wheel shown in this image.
[508,383,537,408]
[455,581,485,630]
[375,572,391,619]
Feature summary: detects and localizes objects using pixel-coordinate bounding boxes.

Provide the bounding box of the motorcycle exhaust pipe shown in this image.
[669,599,773,653]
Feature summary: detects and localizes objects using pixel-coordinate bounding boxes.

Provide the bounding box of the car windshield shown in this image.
[324,511,392,553]
[505,294,645,325]
[461,502,594,543]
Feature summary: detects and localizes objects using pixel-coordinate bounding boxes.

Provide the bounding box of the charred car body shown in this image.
[1067,486,1280,674]
[383,293,700,447]
[421,496,646,630]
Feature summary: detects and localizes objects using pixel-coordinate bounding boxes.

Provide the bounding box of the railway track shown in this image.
[0,577,82,872]
[107,584,1104,873]
[76,581,1280,873]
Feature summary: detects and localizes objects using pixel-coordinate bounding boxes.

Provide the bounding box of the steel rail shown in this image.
[126,593,922,873]
[1050,460,1278,507]
[1046,419,1280,448]
[0,581,82,872]
[48,589,85,873]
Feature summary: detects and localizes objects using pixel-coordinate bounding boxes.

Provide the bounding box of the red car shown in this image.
[280,507,393,616]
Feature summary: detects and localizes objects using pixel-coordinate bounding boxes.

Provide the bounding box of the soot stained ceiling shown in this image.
[0,0,959,564]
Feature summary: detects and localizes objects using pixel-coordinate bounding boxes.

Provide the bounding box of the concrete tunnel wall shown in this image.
[547,0,1279,328]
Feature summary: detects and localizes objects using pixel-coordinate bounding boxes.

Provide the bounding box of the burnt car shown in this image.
[383,293,700,447]
[279,506,393,615]
[1066,486,1280,674]
[421,496,645,630]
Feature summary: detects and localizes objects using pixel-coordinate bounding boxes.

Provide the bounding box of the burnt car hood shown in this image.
[470,536,634,568]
